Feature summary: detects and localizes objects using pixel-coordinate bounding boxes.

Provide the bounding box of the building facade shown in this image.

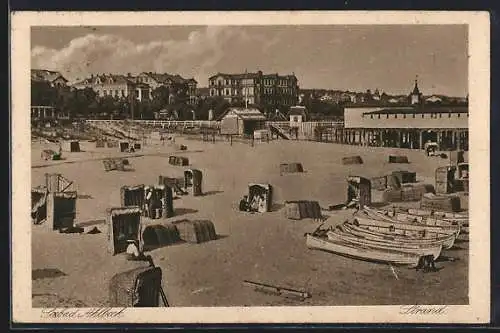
[208,71,299,108]
[343,105,469,151]
[72,74,150,102]
[134,72,198,105]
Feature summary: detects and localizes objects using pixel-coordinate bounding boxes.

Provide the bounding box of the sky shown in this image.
[31,25,468,97]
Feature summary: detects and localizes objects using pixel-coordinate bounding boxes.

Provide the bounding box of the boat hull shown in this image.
[343,222,456,250]
[305,234,422,267]
[354,213,460,238]
[327,228,442,259]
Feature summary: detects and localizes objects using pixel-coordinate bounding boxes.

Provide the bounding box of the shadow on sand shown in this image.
[201,190,224,197]
[174,208,198,217]
[32,268,67,280]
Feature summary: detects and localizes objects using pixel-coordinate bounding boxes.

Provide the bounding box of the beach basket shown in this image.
[401,183,435,202]
[420,193,461,212]
[95,140,105,148]
[31,187,48,224]
[120,141,129,152]
[382,188,402,203]
[106,206,142,255]
[391,170,417,184]
[120,185,145,208]
[109,266,163,307]
[449,150,465,165]
[46,191,77,230]
[284,201,321,220]
[134,143,141,150]
[173,219,217,244]
[370,176,387,191]
[142,224,180,251]
[342,156,363,165]
[168,156,189,166]
[103,159,117,172]
[388,155,409,163]
[279,163,304,175]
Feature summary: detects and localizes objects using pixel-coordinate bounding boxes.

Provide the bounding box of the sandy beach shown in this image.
[31,137,469,307]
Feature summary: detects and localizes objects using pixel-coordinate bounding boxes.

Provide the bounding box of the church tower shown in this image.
[409,76,422,105]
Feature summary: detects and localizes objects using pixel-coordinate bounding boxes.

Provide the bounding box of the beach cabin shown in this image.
[219,107,266,137]
[288,106,307,126]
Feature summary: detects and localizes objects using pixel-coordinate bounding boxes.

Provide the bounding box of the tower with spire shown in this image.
[409,75,423,105]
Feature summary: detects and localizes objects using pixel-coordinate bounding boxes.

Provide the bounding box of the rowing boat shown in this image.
[341,222,455,249]
[326,227,442,259]
[364,206,463,229]
[305,233,422,267]
[356,210,461,237]
[406,208,468,220]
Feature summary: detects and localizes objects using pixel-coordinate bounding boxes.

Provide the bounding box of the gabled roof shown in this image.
[209,72,261,80]
[73,74,136,86]
[31,69,68,83]
[217,107,266,121]
[139,72,196,85]
[288,106,307,116]
[362,106,468,116]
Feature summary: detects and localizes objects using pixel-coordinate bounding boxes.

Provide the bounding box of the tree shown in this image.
[151,86,170,112]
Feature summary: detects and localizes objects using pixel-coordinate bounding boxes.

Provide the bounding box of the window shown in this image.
[121,90,125,96]
[103,90,107,95]
[421,114,424,118]
[225,79,229,85]
[378,114,381,119]
[439,113,442,118]
[370,115,373,119]
[448,113,451,118]
[457,113,461,118]
[394,114,398,119]
[403,114,406,119]
[225,89,229,96]
[412,114,415,118]
[386,114,389,119]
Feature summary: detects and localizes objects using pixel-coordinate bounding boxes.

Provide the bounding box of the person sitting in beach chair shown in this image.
[249,195,259,212]
[126,240,153,263]
[239,195,250,212]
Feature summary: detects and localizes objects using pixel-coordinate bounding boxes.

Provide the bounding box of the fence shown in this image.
[85,120,345,141]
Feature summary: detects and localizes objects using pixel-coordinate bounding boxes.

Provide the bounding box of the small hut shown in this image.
[106,206,142,255]
[183,169,203,196]
[346,176,371,208]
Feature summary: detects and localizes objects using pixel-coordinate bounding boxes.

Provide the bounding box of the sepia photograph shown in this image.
[11,11,490,324]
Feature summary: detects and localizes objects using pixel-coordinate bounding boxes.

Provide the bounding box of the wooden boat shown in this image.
[407,208,468,220]
[342,222,456,250]
[356,210,461,237]
[326,227,442,259]
[305,233,422,267]
[365,206,463,229]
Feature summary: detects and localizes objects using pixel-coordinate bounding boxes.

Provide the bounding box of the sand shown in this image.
[31,137,468,307]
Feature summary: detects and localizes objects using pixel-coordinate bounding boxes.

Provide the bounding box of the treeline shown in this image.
[32,82,346,121]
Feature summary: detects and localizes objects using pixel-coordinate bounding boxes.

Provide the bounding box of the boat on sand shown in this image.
[305,232,423,267]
